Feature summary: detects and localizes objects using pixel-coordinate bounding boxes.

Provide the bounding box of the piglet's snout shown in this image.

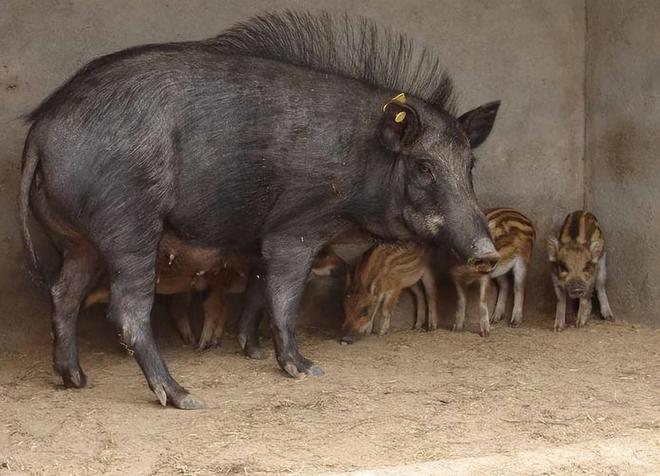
[566,280,586,298]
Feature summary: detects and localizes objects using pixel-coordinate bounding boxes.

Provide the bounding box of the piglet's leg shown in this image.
[510,258,527,328]
[452,278,467,332]
[198,288,228,350]
[478,276,491,337]
[576,296,592,329]
[492,275,509,324]
[169,293,195,346]
[553,280,567,332]
[374,291,399,336]
[420,267,438,331]
[596,253,615,321]
[410,283,426,331]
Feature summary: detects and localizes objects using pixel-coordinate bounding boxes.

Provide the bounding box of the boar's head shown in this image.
[547,237,603,299]
[373,96,501,272]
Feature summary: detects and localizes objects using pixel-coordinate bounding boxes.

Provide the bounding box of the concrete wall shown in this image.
[585,0,660,325]
[0,0,586,349]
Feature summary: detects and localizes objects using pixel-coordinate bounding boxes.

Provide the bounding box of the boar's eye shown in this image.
[359,305,369,316]
[558,263,569,273]
[584,262,595,273]
[416,161,436,185]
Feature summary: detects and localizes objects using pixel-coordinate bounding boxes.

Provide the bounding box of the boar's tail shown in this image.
[18,135,46,287]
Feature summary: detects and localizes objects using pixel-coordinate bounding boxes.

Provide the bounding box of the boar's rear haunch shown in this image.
[19,11,500,409]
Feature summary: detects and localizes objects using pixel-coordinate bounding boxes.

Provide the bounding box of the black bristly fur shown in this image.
[212,11,457,115]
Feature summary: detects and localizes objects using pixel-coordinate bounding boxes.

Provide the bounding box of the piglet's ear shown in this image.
[589,241,603,263]
[379,97,421,153]
[546,237,559,262]
[458,101,500,149]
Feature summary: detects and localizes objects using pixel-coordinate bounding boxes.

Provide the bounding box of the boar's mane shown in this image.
[213,10,457,115]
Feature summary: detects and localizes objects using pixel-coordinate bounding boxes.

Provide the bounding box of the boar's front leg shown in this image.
[596,253,615,321]
[553,278,567,332]
[263,238,323,378]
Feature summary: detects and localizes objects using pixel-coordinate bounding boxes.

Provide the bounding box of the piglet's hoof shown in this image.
[554,323,565,332]
[451,323,464,332]
[509,319,522,328]
[278,354,324,379]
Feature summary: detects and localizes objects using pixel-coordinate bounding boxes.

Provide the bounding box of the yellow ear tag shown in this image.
[394,111,406,123]
[382,92,407,111]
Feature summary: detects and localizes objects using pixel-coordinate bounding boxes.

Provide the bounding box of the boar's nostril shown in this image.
[468,251,500,274]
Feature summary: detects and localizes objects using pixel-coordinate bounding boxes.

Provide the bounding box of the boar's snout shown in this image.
[460,237,500,274]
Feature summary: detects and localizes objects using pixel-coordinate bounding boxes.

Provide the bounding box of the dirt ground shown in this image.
[2,306,660,476]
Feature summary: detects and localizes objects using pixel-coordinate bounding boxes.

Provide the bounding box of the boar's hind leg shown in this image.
[596,253,614,321]
[103,237,204,409]
[263,239,323,378]
[237,269,268,360]
[51,243,101,388]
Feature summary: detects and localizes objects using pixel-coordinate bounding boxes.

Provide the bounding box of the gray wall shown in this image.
[0,1,586,349]
[585,0,660,325]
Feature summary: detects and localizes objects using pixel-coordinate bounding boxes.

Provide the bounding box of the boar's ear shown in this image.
[546,237,559,262]
[458,101,501,149]
[589,241,603,262]
[379,101,421,153]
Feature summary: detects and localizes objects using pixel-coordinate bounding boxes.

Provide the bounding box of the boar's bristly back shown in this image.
[212,10,456,115]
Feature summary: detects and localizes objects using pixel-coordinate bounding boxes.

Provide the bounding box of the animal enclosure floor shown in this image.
[2,319,660,475]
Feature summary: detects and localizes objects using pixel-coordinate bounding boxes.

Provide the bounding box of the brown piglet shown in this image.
[451,208,535,337]
[547,210,614,331]
[341,243,438,343]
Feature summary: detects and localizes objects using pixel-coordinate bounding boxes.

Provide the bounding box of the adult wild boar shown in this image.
[19,11,501,409]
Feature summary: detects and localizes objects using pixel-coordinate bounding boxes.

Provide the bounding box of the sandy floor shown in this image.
[2,315,660,475]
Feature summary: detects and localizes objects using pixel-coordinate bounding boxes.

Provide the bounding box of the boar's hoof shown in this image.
[554,323,565,333]
[58,367,88,389]
[479,326,490,338]
[153,385,206,410]
[245,344,267,360]
[279,355,324,378]
[451,323,464,332]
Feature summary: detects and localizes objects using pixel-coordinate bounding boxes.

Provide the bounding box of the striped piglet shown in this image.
[547,210,614,331]
[451,208,535,337]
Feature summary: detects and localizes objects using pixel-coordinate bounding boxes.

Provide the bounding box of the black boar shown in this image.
[19,11,500,408]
